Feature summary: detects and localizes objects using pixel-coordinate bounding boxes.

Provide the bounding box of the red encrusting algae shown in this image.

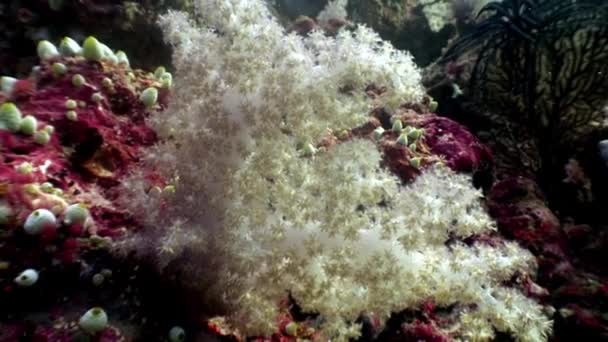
[0,41,167,341]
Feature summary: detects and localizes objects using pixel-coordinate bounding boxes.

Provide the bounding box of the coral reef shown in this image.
[5,1,606,341]
[0,36,169,340]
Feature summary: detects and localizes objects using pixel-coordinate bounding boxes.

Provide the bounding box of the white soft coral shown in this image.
[117,0,554,340]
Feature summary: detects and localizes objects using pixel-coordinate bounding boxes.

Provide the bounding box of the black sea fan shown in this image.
[443,0,602,111]
[441,0,608,180]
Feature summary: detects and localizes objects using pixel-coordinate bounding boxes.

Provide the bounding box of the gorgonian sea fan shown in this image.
[442,0,608,177]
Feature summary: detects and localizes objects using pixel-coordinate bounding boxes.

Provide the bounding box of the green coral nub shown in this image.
[0,102,23,132]
[373,126,385,140]
[37,40,59,60]
[140,87,158,108]
[52,62,67,76]
[407,128,424,140]
[0,203,13,225]
[409,157,422,168]
[82,36,104,61]
[160,72,173,88]
[66,110,78,121]
[396,134,408,146]
[115,51,130,67]
[65,99,77,110]
[19,115,38,135]
[24,208,57,235]
[100,43,117,63]
[14,268,39,287]
[284,322,298,336]
[40,182,54,193]
[102,77,113,89]
[392,119,403,133]
[91,93,103,103]
[60,37,81,56]
[154,66,166,79]
[79,307,108,334]
[63,203,89,225]
[16,162,33,174]
[34,130,51,145]
[72,74,86,87]
[168,326,186,342]
[301,143,316,157]
[1,76,17,94]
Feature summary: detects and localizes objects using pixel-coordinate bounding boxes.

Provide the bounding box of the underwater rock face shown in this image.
[488,176,565,259]
[401,111,493,173]
[488,176,608,341]
[0,38,168,340]
[376,108,492,182]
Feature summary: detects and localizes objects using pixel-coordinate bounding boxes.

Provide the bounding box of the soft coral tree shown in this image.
[117,0,553,340]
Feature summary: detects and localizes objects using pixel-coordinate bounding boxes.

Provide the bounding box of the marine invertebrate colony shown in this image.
[116,0,553,340]
[0,35,169,339]
[441,0,608,177]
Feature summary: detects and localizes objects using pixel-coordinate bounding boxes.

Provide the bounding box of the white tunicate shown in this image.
[63,203,89,225]
[14,268,39,286]
[169,326,186,342]
[100,43,117,64]
[115,51,130,67]
[1,76,17,95]
[79,307,108,333]
[92,273,105,286]
[59,37,82,56]
[24,209,57,235]
[140,87,158,108]
[37,40,59,60]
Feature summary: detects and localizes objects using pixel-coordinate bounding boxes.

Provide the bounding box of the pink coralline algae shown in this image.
[377,108,493,182]
[488,176,564,254]
[0,39,167,340]
[488,176,608,341]
[400,111,493,173]
[402,320,450,342]
[318,105,493,184]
